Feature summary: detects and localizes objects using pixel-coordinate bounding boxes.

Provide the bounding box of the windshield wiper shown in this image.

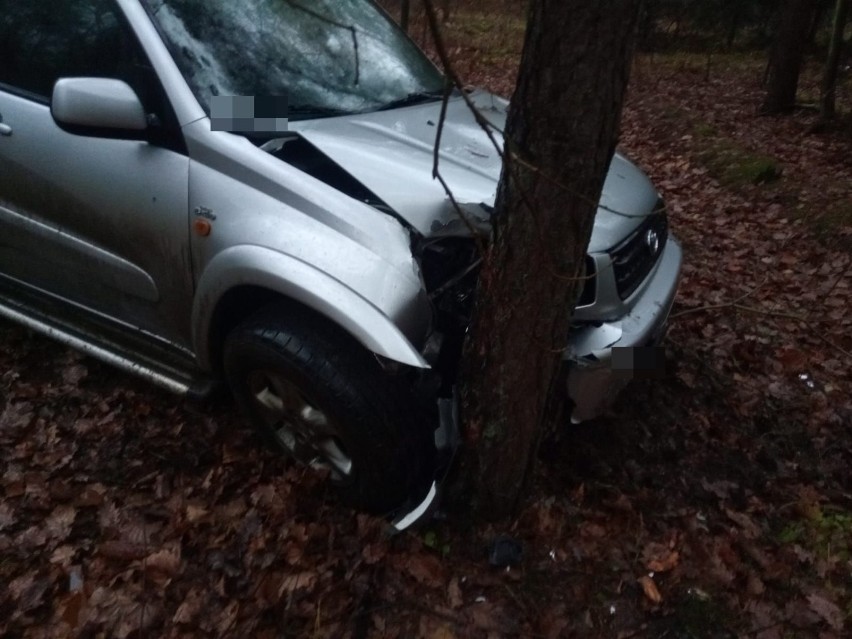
[288,104,350,119]
[377,90,447,111]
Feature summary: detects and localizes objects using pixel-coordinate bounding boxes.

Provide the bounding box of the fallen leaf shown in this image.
[647,550,680,573]
[144,547,181,577]
[807,593,844,631]
[77,484,107,507]
[362,542,386,565]
[0,502,15,531]
[724,508,762,539]
[401,553,446,588]
[448,577,463,609]
[637,575,662,604]
[173,588,204,625]
[428,624,458,639]
[62,364,88,385]
[185,504,209,523]
[276,571,317,596]
[747,573,765,596]
[99,540,147,561]
[50,545,76,565]
[45,504,77,542]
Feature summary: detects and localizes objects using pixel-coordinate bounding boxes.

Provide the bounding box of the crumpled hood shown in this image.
[290,90,659,252]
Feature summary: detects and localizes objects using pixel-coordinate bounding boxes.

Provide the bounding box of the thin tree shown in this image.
[820,0,849,120]
[762,0,817,113]
[455,0,642,519]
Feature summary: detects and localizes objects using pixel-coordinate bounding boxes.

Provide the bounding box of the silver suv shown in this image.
[0,0,682,519]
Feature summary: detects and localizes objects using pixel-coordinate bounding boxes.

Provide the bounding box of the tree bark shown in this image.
[457,0,641,520]
[820,0,849,120]
[401,0,411,33]
[762,0,817,114]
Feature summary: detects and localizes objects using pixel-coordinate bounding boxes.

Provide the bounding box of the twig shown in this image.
[422,0,604,286]
[510,152,666,219]
[431,75,488,256]
[813,331,852,360]
[670,273,770,320]
[802,255,852,323]
[740,621,784,637]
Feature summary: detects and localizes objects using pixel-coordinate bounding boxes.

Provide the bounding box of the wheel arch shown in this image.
[192,246,430,374]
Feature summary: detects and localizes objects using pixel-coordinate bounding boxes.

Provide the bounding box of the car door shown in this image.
[0,0,193,347]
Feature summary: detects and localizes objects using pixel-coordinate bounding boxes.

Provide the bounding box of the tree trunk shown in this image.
[762,0,816,113]
[441,0,451,23]
[820,0,849,120]
[457,0,641,520]
[401,0,411,33]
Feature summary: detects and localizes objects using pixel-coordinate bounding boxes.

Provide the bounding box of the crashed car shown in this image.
[0,0,682,521]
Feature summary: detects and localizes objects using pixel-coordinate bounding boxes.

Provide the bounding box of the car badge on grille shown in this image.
[645,228,660,256]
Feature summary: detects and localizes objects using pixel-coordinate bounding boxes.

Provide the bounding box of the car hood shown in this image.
[290,90,659,252]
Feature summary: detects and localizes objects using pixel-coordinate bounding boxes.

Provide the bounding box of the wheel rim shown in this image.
[247,370,354,480]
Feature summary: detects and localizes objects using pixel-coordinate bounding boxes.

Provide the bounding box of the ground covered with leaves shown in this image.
[2,5,852,638]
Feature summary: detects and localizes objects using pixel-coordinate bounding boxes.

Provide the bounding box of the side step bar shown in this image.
[0,298,220,401]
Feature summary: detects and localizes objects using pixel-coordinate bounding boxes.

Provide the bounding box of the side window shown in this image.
[0,1,185,151]
[0,1,147,101]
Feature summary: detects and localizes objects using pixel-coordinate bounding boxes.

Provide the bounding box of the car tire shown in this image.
[223,304,434,515]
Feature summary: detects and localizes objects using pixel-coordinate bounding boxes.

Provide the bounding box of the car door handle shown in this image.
[0,122,11,136]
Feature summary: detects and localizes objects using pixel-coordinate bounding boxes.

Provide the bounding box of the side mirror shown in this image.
[51,78,148,138]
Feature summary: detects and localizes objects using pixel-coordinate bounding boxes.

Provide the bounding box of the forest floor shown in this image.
[2,3,852,638]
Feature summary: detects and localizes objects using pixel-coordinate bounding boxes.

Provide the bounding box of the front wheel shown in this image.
[223,305,434,515]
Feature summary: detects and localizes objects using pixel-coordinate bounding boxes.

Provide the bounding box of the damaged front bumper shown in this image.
[565,237,683,422]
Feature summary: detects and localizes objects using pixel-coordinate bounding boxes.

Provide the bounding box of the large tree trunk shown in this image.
[457,0,641,520]
[762,0,817,114]
[401,0,411,33]
[820,0,849,120]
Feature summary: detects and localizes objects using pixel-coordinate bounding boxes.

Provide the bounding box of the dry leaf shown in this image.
[362,542,387,565]
[637,576,662,604]
[99,540,147,561]
[647,550,680,573]
[144,547,181,576]
[724,508,762,539]
[807,593,844,631]
[77,483,107,507]
[0,502,15,531]
[173,588,204,625]
[428,624,458,639]
[403,554,446,588]
[45,504,77,541]
[277,571,317,596]
[447,577,463,609]
[747,573,765,596]
[186,504,209,523]
[50,545,76,565]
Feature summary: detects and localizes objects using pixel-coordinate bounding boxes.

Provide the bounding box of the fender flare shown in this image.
[192,245,429,370]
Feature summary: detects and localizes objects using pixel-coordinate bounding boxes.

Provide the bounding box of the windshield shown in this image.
[141,0,445,120]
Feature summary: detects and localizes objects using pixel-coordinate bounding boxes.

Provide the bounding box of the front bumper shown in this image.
[564,236,683,421]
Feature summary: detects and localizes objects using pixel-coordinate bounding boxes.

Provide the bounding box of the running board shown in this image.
[0,292,220,400]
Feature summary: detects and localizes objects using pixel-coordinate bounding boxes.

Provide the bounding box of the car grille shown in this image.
[609,208,668,300]
[577,255,596,306]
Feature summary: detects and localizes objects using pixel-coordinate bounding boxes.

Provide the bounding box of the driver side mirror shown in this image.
[51,78,148,138]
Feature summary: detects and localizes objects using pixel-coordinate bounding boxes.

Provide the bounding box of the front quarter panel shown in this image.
[192,246,429,368]
[183,120,431,370]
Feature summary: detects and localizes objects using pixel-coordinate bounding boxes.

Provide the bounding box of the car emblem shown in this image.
[645,228,660,255]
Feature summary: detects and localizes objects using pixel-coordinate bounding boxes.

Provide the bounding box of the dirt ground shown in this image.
[2,4,851,638]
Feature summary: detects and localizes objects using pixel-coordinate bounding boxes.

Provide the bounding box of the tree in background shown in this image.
[820,0,850,120]
[762,0,818,113]
[454,0,642,519]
